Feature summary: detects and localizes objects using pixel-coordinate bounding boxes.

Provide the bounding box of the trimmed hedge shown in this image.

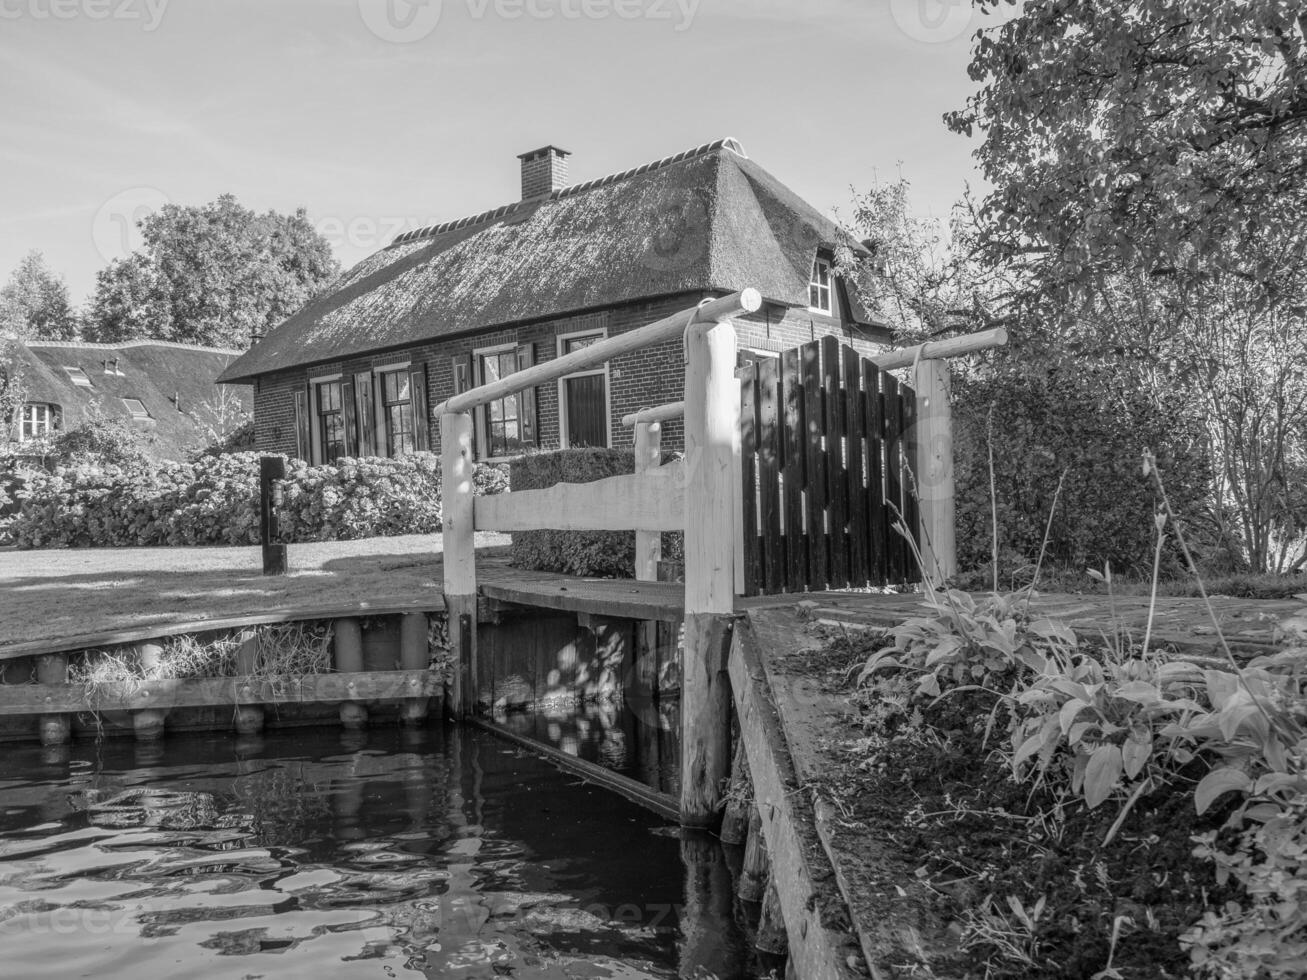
[6,452,507,549]
[507,448,684,578]
[510,449,636,577]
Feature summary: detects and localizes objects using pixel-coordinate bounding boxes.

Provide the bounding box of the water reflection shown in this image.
[0,726,760,979]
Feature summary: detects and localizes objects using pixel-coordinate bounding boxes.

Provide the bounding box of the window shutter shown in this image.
[516,343,537,447]
[354,372,376,457]
[294,388,311,462]
[341,379,359,458]
[410,362,430,452]
[452,354,472,395]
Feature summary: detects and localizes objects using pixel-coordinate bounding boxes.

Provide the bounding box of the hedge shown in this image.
[509,449,636,577]
[952,367,1211,578]
[5,452,508,549]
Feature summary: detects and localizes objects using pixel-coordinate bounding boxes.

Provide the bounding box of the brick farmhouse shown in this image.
[218,138,890,463]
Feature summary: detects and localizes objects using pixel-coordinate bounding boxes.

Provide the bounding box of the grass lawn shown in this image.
[0,533,510,656]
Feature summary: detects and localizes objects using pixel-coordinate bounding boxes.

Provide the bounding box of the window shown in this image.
[121,398,150,421]
[380,369,415,457]
[478,348,525,458]
[557,329,609,449]
[316,380,346,463]
[63,366,93,388]
[809,257,832,314]
[20,403,55,441]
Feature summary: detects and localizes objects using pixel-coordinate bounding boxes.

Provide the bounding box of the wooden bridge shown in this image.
[432,287,1007,828]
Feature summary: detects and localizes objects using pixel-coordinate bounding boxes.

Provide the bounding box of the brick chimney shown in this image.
[518,145,570,200]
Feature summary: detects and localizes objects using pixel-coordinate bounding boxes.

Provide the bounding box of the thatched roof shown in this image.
[19,339,251,460]
[220,138,867,384]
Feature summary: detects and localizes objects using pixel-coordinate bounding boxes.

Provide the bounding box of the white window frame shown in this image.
[374,364,416,459]
[20,403,53,441]
[472,342,522,461]
[307,372,342,465]
[121,397,151,421]
[556,327,612,450]
[808,256,833,315]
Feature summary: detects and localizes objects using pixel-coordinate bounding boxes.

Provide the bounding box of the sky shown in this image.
[0,0,1005,305]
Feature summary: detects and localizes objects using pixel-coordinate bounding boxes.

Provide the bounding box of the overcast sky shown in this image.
[0,0,1006,303]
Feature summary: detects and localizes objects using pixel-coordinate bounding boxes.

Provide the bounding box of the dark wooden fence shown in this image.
[738,335,919,596]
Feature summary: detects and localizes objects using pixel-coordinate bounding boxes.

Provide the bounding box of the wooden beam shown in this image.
[0,669,441,715]
[442,411,477,719]
[912,358,956,581]
[434,289,762,415]
[729,619,868,979]
[872,327,1007,370]
[473,462,685,533]
[621,401,685,427]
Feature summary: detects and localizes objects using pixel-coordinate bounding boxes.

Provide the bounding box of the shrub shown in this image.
[192,419,257,458]
[52,416,152,470]
[7,451,499,549]
[509,448,636,577]
[952,367,1211,578]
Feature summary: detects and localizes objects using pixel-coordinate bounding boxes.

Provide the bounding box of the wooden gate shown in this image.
[738,335,919,596]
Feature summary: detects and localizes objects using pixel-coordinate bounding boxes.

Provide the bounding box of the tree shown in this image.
[950,0,1307,309]
[84,195,339,350]
[0,251,79,341]
[82,254,173,344]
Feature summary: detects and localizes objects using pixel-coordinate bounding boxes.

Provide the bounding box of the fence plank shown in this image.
[781,348,806,592]
[740,362,761,597]
[822,337,849,589]
[882,372,906,583]
[862,360,888,585]
[844,347,867,588]
[757,357,784,594]
[801,341,828,590]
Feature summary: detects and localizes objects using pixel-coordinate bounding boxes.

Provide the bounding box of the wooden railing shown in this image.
[440,287,1005,827]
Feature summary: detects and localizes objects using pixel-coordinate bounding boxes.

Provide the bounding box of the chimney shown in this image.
[518,145,571,200]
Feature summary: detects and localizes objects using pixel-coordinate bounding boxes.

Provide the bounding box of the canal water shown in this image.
[0,725,761,979]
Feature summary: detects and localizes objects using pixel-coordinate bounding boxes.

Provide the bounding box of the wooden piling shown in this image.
[399,612,430,724]
[442,411,478,719]
[738,807,768,902]
[719,740,751,845]
[35,654,70,746]
[756,879,789,955]
[680,315,738,828]
[633,421,662,699]
[334,618,366,728]
[132,641,167,740]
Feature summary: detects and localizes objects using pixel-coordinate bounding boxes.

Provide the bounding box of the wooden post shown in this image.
[441,412,477,719]
[680,316,738,828]
[35,654,70,746]
[334,617,366,729]
[912,358,956,582]
[399,612,430,724]
[633,421,661,699]
[738,807,768,902]
[259,456,287,576]
[133,641,166,740]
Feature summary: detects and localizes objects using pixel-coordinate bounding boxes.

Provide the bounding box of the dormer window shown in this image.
[809,257,832,314]
[122,398,151,421]
[63,366,93,388]
[20,403,57,441]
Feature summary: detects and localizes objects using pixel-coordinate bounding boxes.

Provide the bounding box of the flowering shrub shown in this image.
[7,451,503,549]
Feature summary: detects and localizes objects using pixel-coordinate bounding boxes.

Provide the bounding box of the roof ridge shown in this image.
[25,339,242,356]
[392,137,747,247]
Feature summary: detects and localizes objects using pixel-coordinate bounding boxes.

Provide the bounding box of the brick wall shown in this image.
[248,290,890,461]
